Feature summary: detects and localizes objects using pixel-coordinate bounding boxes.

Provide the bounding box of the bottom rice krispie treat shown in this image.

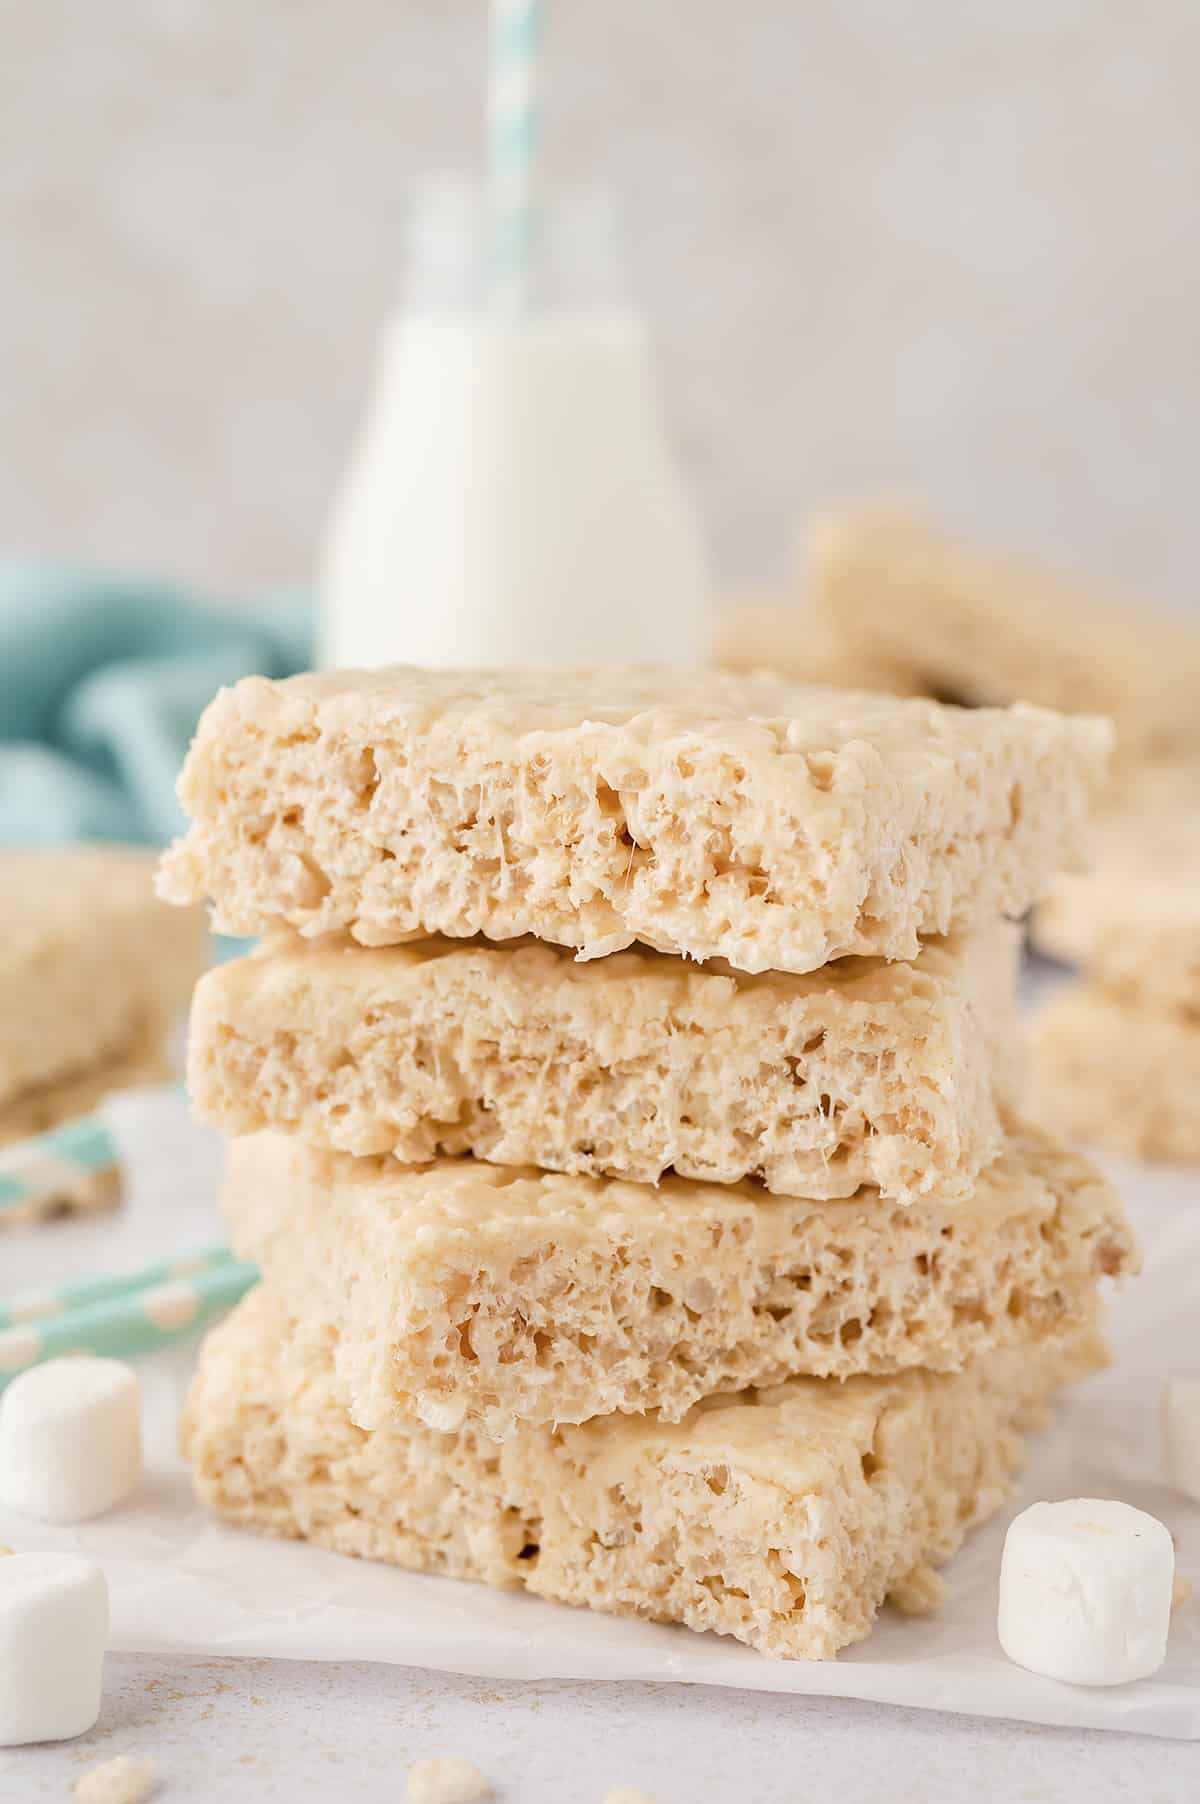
[182,1286,1105,1662]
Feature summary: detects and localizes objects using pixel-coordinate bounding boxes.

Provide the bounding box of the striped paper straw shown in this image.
[0,1258,259,1384]
[0,1114,121,1221]
[0,1243,236,1332]
[487,0,541,311]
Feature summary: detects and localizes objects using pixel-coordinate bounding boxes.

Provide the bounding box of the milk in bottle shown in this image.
[317,182,709,668]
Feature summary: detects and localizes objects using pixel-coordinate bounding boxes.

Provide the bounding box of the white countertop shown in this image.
[5,1651,1191,1803]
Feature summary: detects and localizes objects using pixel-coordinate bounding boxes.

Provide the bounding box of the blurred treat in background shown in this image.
[0,848,207,1160]
[806,506,1200,771]
[0,573,306,1218]
[713,587,924,697]
[714,503,1200,1163]
[1033,984,1200,1166]
[0,1036,168,1149]
[1033,761,1200,1005]
[716,504,1200,771]
[1031,763,1200,1162]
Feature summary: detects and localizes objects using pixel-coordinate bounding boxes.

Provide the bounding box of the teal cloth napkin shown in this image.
[0,566,311,846]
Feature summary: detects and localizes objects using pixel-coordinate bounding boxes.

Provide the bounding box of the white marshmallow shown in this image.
[998,1497,1175,1686]
[0,1357,142,1523]
[0,1552,109,1744]
[1163,1378,1200,1503]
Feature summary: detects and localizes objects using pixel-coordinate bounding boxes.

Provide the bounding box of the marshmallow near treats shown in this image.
[0,1357,142,1523]
[998,1499,1174,1686]
[156,666,1112,976]
[0,1553,109,1745]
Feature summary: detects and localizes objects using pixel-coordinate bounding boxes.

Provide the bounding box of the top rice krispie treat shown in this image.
[159,666,1109,975]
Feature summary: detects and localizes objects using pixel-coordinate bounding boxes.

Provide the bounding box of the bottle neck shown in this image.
[402,177,627,318]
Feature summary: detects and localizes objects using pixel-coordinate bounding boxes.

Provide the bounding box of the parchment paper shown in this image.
[1,1086,1197,1739]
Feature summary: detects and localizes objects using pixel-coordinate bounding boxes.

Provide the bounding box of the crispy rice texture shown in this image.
[191,924,1020,1204]
[182,1285,1106,1663]
[158,666,1109,975]
[222,1123,1134,1439]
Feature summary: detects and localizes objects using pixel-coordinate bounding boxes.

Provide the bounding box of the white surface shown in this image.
[0,1357,142,1524]
[5,1650,1200,1803]
[318,309,710,669]
[0,1553,109,1746]
[0,1085,1197,1748]
[997,1499,1175,1687]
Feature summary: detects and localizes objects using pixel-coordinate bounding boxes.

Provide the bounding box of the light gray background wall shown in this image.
[3,2,1198,610]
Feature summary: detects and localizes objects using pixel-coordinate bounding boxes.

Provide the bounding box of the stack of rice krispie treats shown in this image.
[159,668,1136,1661]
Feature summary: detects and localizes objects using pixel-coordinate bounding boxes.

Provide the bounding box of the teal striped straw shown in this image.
[0,1243,237,1331]
[0,1255,258,1384]
[488,0,541,311]
[0,1114,119,1220]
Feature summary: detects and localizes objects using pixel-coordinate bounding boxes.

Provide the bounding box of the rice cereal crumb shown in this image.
[1172,1573,1193,1614]
[74,1754,158,1804]
[406,1756,493,1804]
[889,1562,947,1617]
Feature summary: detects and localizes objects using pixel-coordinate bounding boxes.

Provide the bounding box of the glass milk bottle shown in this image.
[317,181,710,668]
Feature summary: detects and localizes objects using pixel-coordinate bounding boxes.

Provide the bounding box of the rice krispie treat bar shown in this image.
[805,507,1200,763]
[0,1029,169,1150]
[158,666,1109,975]
[182,1285,1105,1662]
[0,846,206,1109]
[1033,771,1200,1017]
[191,924,1019,1204]
[1034,985,1200,1164]
[223,1124,1133,1438]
